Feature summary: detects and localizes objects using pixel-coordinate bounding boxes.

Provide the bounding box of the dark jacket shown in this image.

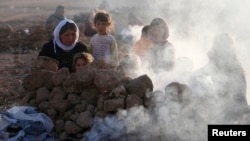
[38,40,88,72]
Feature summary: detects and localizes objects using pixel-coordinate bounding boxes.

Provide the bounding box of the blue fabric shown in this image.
[0,106,55,141]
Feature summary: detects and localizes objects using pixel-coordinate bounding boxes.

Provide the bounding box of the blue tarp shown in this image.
[0,106,55,141]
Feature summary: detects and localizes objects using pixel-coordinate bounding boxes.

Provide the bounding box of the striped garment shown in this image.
[88,34,119,66]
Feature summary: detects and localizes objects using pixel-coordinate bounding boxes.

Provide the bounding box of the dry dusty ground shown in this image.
[0,53,37,111]
[1,0,250,111]
[0,0,142,111]
[0,0,96,111]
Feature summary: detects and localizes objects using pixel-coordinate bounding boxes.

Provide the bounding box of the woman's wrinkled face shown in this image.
[60,29,76,46]
[149,25,165,43]
[95,20,109,35]
[75,58,87,72]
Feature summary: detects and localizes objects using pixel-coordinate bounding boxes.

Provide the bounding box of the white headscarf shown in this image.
[53,19,79,53]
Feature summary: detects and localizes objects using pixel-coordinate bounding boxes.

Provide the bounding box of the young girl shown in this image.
[145,18,175,72]
[88,10,119,68]
[39,19,88,72]
[72,52,94,72]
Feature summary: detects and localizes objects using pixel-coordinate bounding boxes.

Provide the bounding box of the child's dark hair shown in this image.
[141,25,151,36]
[59,22,77,35]
[93,10,112,24]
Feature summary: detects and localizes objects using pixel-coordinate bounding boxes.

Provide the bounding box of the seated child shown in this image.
[133,25,154,59]
[72,52,94,72]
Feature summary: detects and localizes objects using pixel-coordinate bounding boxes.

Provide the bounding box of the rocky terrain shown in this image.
[0,0,145,111]
[1,1,250,141]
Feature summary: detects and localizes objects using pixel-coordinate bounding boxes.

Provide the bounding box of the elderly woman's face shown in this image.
[149,25,165,43]
[60,29,76,46]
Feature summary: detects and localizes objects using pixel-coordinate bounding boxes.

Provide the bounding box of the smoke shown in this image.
[81,0,250,140]
[11,0,248,140]
[136,0,250,103]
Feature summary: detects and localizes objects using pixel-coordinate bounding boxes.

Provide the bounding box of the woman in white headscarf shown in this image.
[39,19,88,72]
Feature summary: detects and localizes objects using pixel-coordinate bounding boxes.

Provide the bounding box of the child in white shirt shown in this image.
[88,10,119,68]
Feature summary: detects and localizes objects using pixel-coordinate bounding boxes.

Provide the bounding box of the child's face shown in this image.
[75,58,87,72]
[95,20,109,35]
[60,29,77,46]
[149,25,165,43]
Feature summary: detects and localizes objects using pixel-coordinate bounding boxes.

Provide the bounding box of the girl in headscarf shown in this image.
[39,19,88,72]
[145,18,175,73]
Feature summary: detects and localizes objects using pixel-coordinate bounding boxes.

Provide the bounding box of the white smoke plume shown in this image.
[12,0,246,140]
[10,0,250,140]
[81,0,250,140]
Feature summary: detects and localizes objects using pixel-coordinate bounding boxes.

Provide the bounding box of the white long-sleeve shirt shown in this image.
[88,34,119,66]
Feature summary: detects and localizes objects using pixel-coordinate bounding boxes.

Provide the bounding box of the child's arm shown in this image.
[110,40,119,67]
[87,42,93,53]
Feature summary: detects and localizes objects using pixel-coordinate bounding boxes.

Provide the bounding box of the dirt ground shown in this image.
[2,0,249,111]
[0,0,144,111]
[0,0,99,111]
[0,0,93,22]
[0,53,37,111]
